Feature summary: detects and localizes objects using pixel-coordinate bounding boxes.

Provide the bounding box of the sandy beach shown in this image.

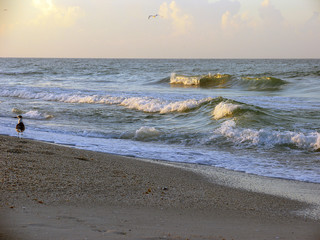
[1,134,319,240]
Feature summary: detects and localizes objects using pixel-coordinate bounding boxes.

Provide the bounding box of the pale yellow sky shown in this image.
[0,0,319,58]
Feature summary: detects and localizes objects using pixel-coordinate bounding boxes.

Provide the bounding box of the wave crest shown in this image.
[216,120,320,151]
[212,102,240,120]
[11,108,53,120]
[134,126,161,140]
[168,72,287,91]
[240,76,287,90]
[1,88,213,114]
[170,73,232,87]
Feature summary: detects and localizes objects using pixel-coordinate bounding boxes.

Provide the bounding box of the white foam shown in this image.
[1,88,212,114]
[118,96,212,113]
[12,108,24,114]
[134,126,161,140]
[170,73,201,85]
[216,120,320,150]
[170,73,231,86]
[11,107,53,120]
[212,102,240,120]
[24,110,53,120]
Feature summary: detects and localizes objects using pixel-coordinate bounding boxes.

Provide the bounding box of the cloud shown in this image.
[221,10,253,32]
[259,0,283,26]
[304,11,320,31]
[219,1,255,35]
[209,0,240,16]
[30,0,84,28]
[159,1,193,35]
[221,0,285,34]
[301,11,320,42]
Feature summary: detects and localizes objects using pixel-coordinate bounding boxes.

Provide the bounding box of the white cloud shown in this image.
[261,0,269,7]
[159,1,193,36]
[31,0,84,28]
[220,0,285,34]
[221,10,254,32]
[304,11,320,32]
[259,0,283,26]
[209,0,241,16]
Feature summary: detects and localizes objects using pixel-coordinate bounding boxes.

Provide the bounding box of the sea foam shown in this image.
[216,120,320,150]
[170,73,231,87]
[119,97,212,113]
[170,73,202,85]
[134,126,161,140]
[212,102,240,120]
[11,108,53,120]
[1,88,212,114]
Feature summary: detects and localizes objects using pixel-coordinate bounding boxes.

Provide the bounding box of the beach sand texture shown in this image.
[0,135,319,240]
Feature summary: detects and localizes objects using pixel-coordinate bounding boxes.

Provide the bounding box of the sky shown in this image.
[0,0,320,58]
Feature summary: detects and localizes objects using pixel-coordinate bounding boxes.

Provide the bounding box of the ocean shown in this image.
[0,58,319,183]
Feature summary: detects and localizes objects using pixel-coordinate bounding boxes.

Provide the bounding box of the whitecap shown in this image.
[170,73,201,85]
[119,97,212,114]
[12,108,24,114]
[24,110,53,120]
[212,102,240,120]
[215,120,320,150]
[134,126,161,140]
[0,88,212,114]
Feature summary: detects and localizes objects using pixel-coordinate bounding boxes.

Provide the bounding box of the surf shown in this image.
[170,73,232,88]
[167,72,288,91]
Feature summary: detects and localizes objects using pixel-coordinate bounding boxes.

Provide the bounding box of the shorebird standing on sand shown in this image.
[16,115,25,138]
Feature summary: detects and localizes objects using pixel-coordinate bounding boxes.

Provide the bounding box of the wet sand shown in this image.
[0,135,319,240]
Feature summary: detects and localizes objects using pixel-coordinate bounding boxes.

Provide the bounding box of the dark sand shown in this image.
[1,135,319,240]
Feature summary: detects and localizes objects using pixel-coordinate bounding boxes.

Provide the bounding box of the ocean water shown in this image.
[0,58,319,183]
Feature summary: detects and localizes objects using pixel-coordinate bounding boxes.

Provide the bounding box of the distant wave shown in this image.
[168,72,287,91]
[170,73,232,88]
[240,76,287,91]
[0,71,44,76]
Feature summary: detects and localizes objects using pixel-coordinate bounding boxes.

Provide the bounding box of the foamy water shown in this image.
[212,102,240,120]
[0,58,319,183]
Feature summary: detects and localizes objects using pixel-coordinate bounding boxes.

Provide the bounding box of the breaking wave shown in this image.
[170,73,232,88]
[212,101,241,120]
[168,73,287,90]
[1,88,213,114]
[215,120,320,151]
[12,108,53,119]
[134,126,161,140]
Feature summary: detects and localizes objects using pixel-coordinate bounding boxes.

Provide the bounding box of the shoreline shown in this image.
[1,134,320,239]
[154,160,320,219]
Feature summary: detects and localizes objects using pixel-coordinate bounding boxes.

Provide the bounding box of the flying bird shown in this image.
[16,115,25,138]
[148,14,160,19]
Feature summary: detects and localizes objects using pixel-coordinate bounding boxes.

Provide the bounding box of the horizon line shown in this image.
[1,56,320,60]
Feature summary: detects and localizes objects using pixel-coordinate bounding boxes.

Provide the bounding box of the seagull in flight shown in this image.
[148,14,160,19]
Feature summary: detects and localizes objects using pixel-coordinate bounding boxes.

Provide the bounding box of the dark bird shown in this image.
[16,115,25,138]
[148,14,160,19]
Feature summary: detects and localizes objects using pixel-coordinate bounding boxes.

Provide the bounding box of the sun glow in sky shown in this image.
[0,0,319,58]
